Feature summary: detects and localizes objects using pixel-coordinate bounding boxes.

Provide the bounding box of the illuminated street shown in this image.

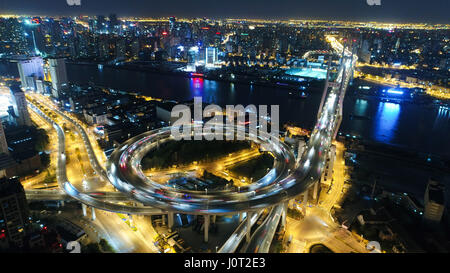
[0,1,448,260]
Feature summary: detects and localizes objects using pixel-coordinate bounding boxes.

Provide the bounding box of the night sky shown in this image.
[0,0,449,23]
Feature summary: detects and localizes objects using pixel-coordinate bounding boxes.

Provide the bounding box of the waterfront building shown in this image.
[0,177,30,249]
[10,85,32,127]
[48,58,68,98]
[17,56,44,90]
[424,178,446,223]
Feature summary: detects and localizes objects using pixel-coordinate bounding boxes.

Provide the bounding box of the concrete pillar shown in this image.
[313,182,319,200]
[91,207,96,221]
[239,212,243,222]
[212,215,216,224]
[303,191,308,207]
[168,212,174,232]
[281,203,287,228]
[204,215,210,243]
[162,214,166,226]
[246,211,252,242]
[82,203,87,217]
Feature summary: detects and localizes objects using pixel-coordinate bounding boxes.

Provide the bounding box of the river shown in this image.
[1,61,449,158]
[65,63,450,159]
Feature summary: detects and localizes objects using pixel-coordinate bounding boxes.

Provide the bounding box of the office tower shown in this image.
[205,47,218,66]
[35,79,45,94]
[48,58,68,98]
[10,85,32,127]
[358,40,371,63]
[187,46,199,71]
[88,19,96,32]
[395,38,401,52]
[115,39,127,60]
[0,122,8,155]
[0,177,30,249]
[130,39,140,59]
[96,15,106,33]
[98,38,110,60]
[169,16,176,32]
[424,178,446,223]
[17,56,44,90]
[109,14,119,33]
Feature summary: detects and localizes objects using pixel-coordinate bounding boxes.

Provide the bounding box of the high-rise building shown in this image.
[187,46,200,71]
[115,39,127,60]
[10,85,32,127]
[98,38,111,60]
[0,177,30,249]
[17,56,44,90]
[35,79,45,94]
[48,58,68,98]
[205,47,218,66]
[0,121,9,155]
[96,15,106,33]
[109,14,119,34]
[424,178,446,223]
[358,40,371,63]
[130,38,140,59]
[169,16,176,32]
[0,18,29,56]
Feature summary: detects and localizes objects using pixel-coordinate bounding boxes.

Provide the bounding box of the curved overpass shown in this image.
[106,50,355,215]
[107,125,295,215]
[28,102,163,215]
[27,40,355,222]
[241,44,357,253]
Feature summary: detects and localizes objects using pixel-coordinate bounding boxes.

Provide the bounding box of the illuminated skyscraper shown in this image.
[424,178,445,223]
[109,14,119,34]
[17,56,44,90]
[169,16,176,32]
[187,46,200,71]
[96,15,106,33]
[48,58,68,98]
[0,122,8,155]
[35,79,45,94]
[10,86,32,127]
[205,47,218,66]
[0,177,30,249]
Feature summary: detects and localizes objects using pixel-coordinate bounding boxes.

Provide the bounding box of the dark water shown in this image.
[67,64,322,129]
[1,61,449,202]
[1,62,449,158]
[342,97,450,158]
[65,63,450,159]
[67,64,450,203]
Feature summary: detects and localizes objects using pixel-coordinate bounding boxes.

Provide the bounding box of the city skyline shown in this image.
[0,0,449,24]
[0,3,448,256]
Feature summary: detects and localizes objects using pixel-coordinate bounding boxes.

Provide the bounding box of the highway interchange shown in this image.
[21,37,358,253]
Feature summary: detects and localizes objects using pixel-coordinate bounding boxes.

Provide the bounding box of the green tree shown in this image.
[99,238,115,253]
[81,243,101,253]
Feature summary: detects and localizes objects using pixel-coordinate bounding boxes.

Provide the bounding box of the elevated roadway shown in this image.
[28,102,163,215]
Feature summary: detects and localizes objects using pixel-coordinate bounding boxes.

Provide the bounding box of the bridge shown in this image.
[25,37,356,252]
[25,190,130,202]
